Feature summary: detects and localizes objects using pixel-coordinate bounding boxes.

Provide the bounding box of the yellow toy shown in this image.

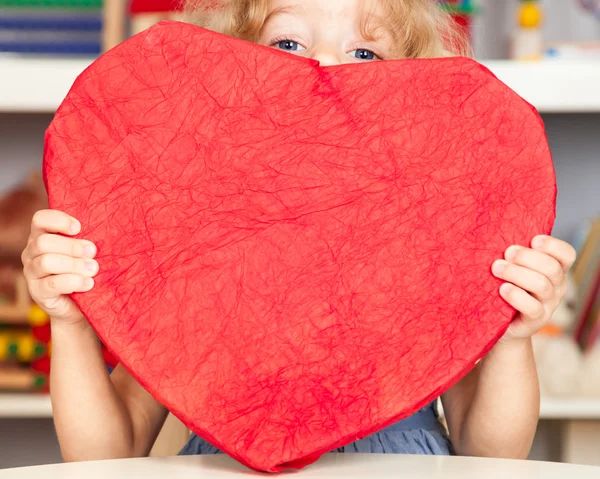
[0,331,47,363]
[511,0,544,60]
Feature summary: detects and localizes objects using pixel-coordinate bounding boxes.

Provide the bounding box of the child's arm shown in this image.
[442,339,539,458]
[442,235,576,459]
[51,322,168,460]
[23,210,168,461]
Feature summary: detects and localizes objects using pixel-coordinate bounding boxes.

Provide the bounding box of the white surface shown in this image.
[1,57,600,113]
[0,394,52,418]
[483,61,600,113]
[1,454,599,478]
[0,57,91,113]
[540,398,600,420]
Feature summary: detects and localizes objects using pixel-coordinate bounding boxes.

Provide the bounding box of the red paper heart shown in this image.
[44,22,555,472]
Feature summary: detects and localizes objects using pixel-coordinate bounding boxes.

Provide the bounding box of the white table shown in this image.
[1,454,599,478]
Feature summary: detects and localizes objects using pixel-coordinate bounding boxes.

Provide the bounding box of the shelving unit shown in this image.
[1,58,600,114]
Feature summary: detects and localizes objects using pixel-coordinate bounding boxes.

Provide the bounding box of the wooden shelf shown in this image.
[0,393,52,418]
[1,57,599,114]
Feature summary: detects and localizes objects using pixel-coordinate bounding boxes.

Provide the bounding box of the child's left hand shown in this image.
[492,235,577,342]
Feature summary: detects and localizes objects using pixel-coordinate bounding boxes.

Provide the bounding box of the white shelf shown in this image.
[0,393,52,418]
[0,57,599,114]
[3,393,600,420]
[484,60,600,114]
[0,392,599,421]
[540,398,600,420]
[0,57,92,113]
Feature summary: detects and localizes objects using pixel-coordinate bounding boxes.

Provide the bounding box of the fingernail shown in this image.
[505,246,519,261]
[83,243,96,258]
[85,260,98,273]
[492,260,505,276]
[532,236,546,249]
[84,278,94,289]
[71,222,81,235]
[500,283,512,295]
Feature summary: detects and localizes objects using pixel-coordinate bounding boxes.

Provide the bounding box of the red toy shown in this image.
[440,0,477,45]
[129,0,182,13]
[44,22,556,472]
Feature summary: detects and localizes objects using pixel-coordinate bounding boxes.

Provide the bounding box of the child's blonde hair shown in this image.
[184,0,470,58]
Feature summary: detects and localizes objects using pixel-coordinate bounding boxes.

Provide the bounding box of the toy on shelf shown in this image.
[511,0,544,61]
[0,270,29,323]
[0,366,46,391]
[0,330,47,363]
[545,41,600,60]
[572,217,600,398]
[438,0,478,46]
[533,217,600,399]
[0,171,118,394]
[0,0,104,55]
[0,171,51,393]
[532,271,600,399]
[572,217,600,351]
[0,171,47,260]
[0,0,101,5]
[532,274,583,397]
[0,0,179,55]
[0,301,51,390]
[0,172,47,324]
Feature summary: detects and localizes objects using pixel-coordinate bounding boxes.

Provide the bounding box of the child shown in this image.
[22,0,576,462]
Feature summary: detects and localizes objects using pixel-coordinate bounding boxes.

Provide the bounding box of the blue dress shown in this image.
[179,401,453,455]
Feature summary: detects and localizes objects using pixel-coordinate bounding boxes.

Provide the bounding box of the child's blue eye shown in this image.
[352,49,377,61]
[277,40,305,52]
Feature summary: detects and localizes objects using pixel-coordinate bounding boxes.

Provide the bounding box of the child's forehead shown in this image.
[265,0,395,34]
[266,0,390,20]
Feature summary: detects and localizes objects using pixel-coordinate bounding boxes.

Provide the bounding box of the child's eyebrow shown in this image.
[264,4,307,25]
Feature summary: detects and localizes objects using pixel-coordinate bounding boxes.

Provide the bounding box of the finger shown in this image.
[29,210,81,242]
[26,234,96,261]
[531,235,577,272]
[26,254,98,279]
[503,245,565,287]
[499,283,545,321]
[34,275,94,299]
[493,260,555,301]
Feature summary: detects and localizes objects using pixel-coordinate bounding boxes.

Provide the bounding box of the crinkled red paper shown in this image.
[43,22,556,472]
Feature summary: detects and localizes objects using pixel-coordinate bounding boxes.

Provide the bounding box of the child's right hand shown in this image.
[22,210,98,324]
